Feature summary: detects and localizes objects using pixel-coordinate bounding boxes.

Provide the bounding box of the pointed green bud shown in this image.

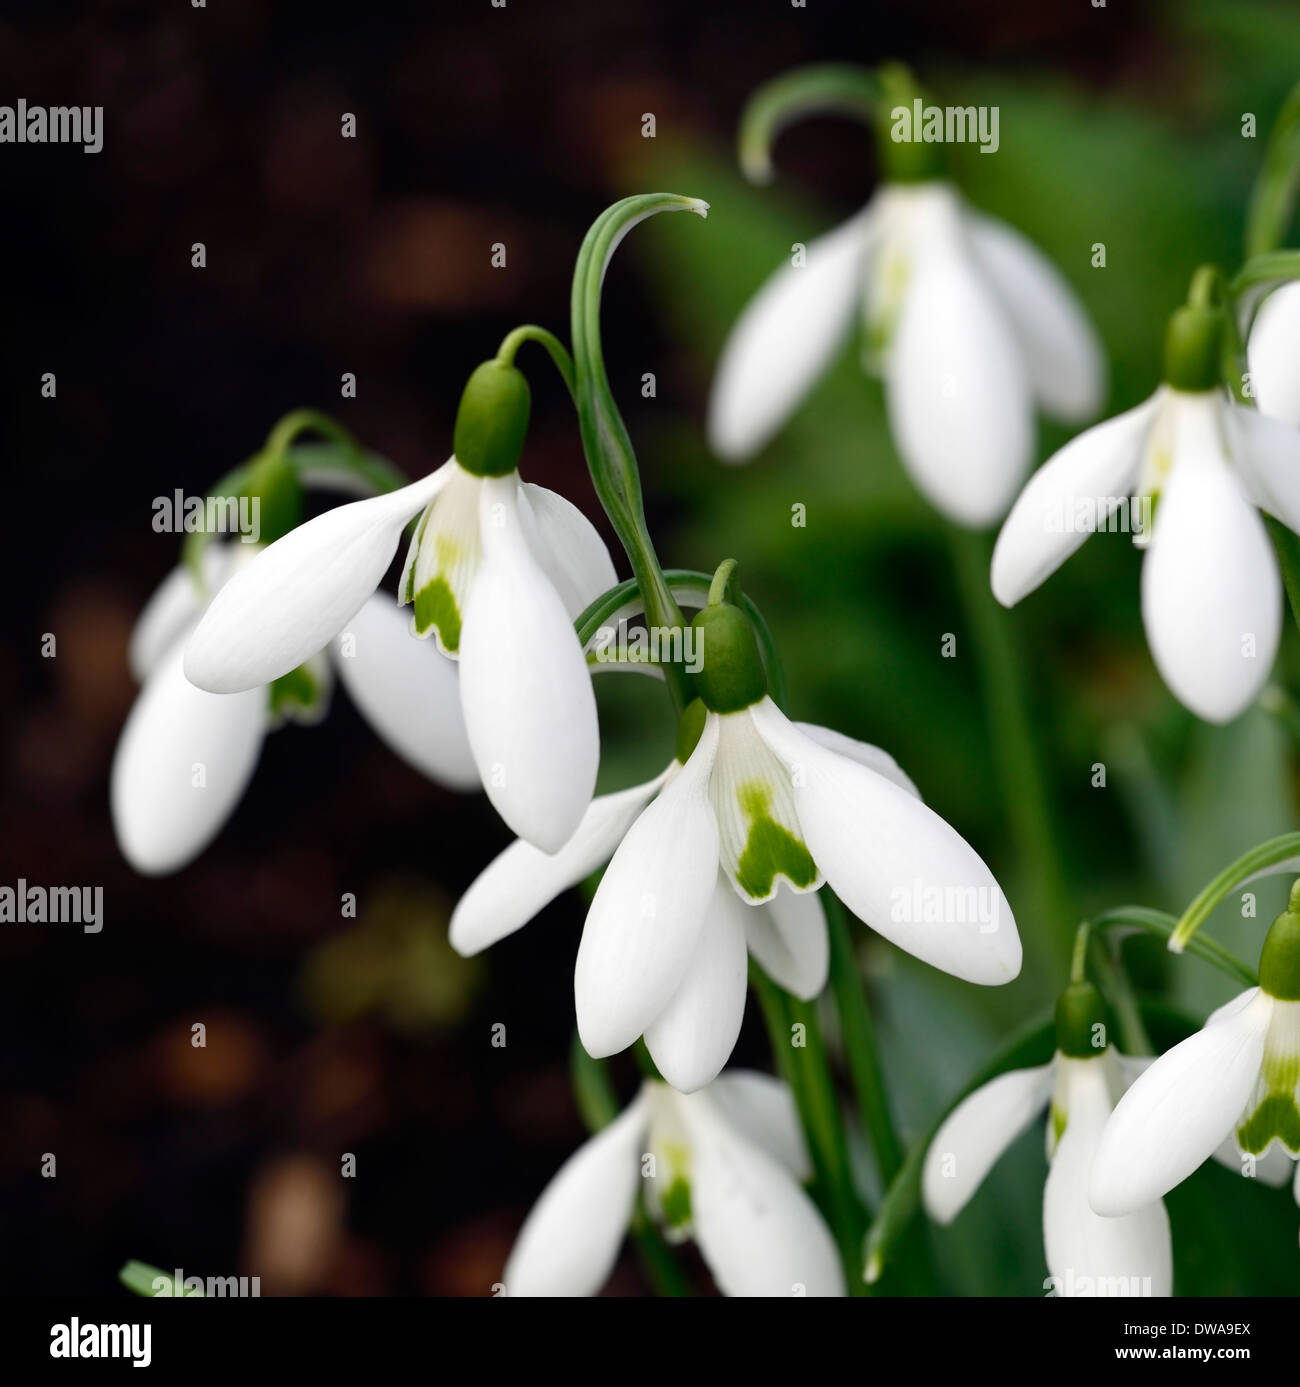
[244,446,303,546]
[691,603,767,713]
[1054,980,1109,1058]
[1259,882,1300,1000]
[454,360,531,477]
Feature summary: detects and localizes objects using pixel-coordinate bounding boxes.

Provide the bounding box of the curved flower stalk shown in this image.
[454,572,1020,1092]
[922,979,1171,1297]
[993,269,1300,723]
[1091,888,1300,1221]
[503,1070,845,1297]
[709,62,1103,527]
[113,536,478,876]
[183,353,613,854]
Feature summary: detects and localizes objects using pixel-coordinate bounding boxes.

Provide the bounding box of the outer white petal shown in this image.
[991,394,1161,607]
[1226,402,1300,534]
[449,770,669,956]
[518,482,618,621]
[111,640,266,875]
[742,884,829,1001]
[750,699,1021,985]
[708,1071,809,1179]
[503,1093,649,1297]
[330,593,478,790]
[884,228,1033,527]
[1141,395,1281,723]
[1090,988,1273,1216]
[574,716,721,1058]
[966,210,1105,422]
[128,546,235,683]
[708,208,874,462]
[1247,280,1300,428]
[795,722,920,799]
[922,1061,1055,1224]
[643,877,749,1093]
[184,468,448,693]
[680,1094,845,1296]
[458,475,600,853]
[1045,1058,1172,1297]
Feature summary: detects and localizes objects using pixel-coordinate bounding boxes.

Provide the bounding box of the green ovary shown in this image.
[733,781,817,900]
[413,576,461,651]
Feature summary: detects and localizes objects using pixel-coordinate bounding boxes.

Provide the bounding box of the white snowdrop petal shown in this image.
[742,884,829,1001]
[1141,395,1281,723]
[1045,1058,1172,1297]
[1211,1132,1296,1187]
[331,592,479,789]
[402,461,484,654]
[1090,989,1272,1216]
[1226,402,1300,535]
[922,1061,1055,1224]
[449,772,668,957]
[708,208,875,462]
[707,1070,809,1179]
[966,210,1105,422]
[458,475,600,852]
[1247,280,1300,428]
[184,468,449,693]
[680,1095,845,1297]
[795,722,920,799]
[574,716,721,1057]
[991,394,1160,607]
[128,546,236,683]
[503,1094,649,1297]
[885,237,1033,527]
[111,640,266,876]
[644,877,750,1093]
[518,482,618,621]
[750,698,1021,985]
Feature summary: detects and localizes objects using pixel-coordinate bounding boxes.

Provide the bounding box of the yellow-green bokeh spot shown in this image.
[734,781,816,900]
[413,577,461,652]
[1237,1092,1300,1156]
[660,1175,692,1231]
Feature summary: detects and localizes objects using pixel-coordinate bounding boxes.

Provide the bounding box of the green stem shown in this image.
[737,63,880,184]
[1170,833,1300,953]
[751,962,867,1295]
[570,195,708,714]
[948,526,1072,970]
[1245,77,1300,258]
[568,1036,689,1297]
[824,893,903,1184]
[1090,905,1258,988]
[495,324,577,401]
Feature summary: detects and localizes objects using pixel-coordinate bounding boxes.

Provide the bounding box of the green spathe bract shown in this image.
[454,360,531,478]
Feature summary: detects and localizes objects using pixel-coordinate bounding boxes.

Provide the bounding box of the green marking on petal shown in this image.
[733,780,816,900]
[1237,1092,1300,1155]
[413,576,461,651]
[660,1175,692,1231]
[268,662,326,722]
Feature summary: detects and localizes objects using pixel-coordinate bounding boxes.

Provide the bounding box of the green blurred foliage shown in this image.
[591,0,1300,1294]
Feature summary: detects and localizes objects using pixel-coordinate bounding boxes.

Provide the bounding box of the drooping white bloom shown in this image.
[923,1046,1172,1297]
[709,182,1103,527]
[992,387,1300,723]
[453,693,1019,1091]
[1091,987,1300,1218]
[112,546,477,876]
[503,1071,844,1297]
[1247,280,1300,428]
[183,461,615,852]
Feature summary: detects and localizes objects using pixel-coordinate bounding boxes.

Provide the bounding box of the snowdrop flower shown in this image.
[1091,894,1300,1219]
[923,982,1171,1297]
[1247,280,1300,427]
[184,361,615,852]
[503,1070,844,1297]
[710,68,1102,527]
[112,546,477,876]
[453,595,1019,1091]
[993,293,1300,722]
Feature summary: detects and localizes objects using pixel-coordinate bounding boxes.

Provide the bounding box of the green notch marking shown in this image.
[1237,1092,1300,1156]
[734,781,816,899]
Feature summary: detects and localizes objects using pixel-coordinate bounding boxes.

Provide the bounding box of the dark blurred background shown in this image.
[4,0,1300,1296]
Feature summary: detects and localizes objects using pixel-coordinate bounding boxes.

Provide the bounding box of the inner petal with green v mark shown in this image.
[1237,1092,1300,1156]
[1237,1017,1300,1155]
[709,708,821,903]
[397,461,483,657]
